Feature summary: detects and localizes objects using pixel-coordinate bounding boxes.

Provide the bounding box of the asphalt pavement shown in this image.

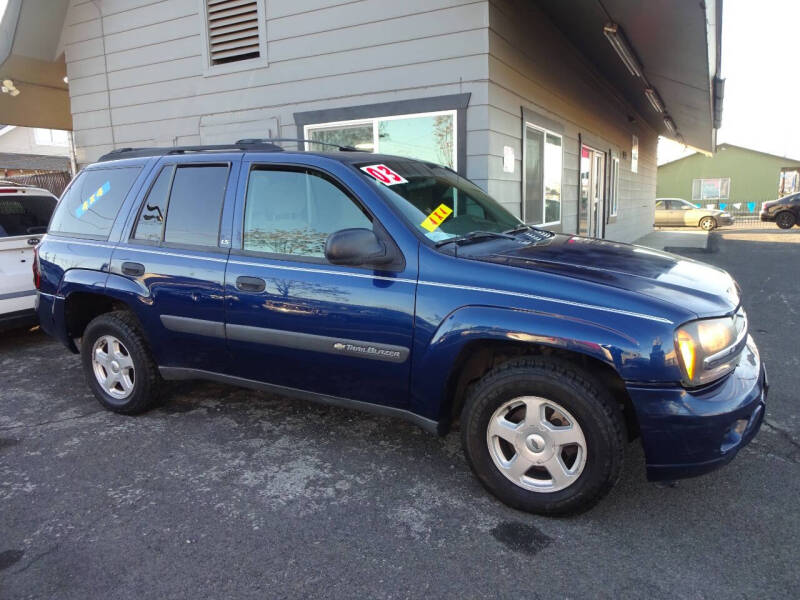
[1,227,799,599]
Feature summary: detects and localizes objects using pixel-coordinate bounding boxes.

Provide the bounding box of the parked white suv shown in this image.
[0,182,58,330]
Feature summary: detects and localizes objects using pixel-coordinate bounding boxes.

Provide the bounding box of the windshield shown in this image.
[355,159,522,243]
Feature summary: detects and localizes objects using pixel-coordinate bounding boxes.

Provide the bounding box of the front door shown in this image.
[579,146,606,237]
[224,161,417,410]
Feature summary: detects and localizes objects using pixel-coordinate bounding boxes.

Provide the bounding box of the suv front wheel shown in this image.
[81,310,163,414]
[461,356,625,516]
[776,211,796,229]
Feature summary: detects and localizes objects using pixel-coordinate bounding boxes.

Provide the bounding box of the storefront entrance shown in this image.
[579,146,605,238]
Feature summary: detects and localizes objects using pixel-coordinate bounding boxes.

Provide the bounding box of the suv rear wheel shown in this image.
[461,356,625,516]
[81,311,162,414]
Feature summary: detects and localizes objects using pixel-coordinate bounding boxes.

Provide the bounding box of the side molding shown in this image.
[226,323,410,363]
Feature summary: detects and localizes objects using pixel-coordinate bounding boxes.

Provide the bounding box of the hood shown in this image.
[468,234,740,318]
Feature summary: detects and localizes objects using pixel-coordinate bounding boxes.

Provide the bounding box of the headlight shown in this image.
[674,310,748,386]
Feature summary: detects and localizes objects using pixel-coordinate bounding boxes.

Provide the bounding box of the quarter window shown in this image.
[305,111,457,169]
[49,167,141,239]
[524,124,562,226]
[243,168,371,258]
[133,166,174,242]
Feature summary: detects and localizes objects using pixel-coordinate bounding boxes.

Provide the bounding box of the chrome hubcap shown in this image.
[486,396,587,493]
[91,335,135,400]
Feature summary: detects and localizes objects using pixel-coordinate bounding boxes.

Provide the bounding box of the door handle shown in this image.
[27,237,40,246]
[236,275,266,292]
[122,261,145,277]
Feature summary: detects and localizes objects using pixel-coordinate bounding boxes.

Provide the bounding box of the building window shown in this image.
[692,177,730,202]
[304,111,457,170]
[523,123,562,225]
[609,157,620,217]
[34,128,69,147]
[203,0,266,68]
[779,168,800,196]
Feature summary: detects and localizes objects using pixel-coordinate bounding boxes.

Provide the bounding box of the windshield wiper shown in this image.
[503,224,534,235]
[435,230,517,248]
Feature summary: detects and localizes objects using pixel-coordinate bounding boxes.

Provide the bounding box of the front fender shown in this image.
[410,304,676,423]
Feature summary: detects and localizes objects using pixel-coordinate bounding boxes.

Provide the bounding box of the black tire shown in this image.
[699,216,716,231]
[776,211,796,229]
[461,356,625,516]
[81,310,163,414]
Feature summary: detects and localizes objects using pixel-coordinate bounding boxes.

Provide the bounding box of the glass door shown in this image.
[579,146,606,237]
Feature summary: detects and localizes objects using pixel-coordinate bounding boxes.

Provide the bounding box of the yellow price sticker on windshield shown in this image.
[420,204,453,232]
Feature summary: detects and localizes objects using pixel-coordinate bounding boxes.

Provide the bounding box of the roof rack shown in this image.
[97,140,284,162]
[236,138,368,152]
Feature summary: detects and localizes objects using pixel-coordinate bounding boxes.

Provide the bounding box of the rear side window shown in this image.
[163,165,228,247]
[131,164,228,247]
[0,194,56,237]
[49,167,140,239]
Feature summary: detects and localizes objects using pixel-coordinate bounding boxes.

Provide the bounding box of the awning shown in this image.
[535,0,723,151]
[0,0,72,131]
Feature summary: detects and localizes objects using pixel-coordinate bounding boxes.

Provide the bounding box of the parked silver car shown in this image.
[654,198,734,231]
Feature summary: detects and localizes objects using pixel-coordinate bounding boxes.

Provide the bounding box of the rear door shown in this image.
[110,156,239,372]
[0,189,56,315]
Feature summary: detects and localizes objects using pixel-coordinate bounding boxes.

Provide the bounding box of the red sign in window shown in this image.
[360,164,408,186]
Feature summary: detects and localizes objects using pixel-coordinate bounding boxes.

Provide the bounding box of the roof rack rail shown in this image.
[236,138,368,152]
[96,140,284,162]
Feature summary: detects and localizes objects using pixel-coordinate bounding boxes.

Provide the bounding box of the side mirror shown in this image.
[325,228,392,267]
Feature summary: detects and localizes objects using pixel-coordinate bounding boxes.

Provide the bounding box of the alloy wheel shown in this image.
[91,334,135,400]
[486,396,587,493]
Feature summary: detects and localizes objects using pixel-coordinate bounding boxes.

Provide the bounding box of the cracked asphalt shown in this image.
[2,228,799,599]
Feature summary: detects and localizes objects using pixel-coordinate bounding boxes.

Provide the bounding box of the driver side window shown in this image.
[243,167,372,258]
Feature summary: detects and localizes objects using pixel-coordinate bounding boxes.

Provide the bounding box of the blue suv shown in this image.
[34,140,767,515]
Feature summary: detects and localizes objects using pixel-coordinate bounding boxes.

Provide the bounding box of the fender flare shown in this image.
[410,304,666,423]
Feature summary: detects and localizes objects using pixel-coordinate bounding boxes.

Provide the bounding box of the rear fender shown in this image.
[57,270,152,349]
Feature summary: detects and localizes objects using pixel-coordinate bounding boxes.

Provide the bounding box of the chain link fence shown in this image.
[4,171,73,198]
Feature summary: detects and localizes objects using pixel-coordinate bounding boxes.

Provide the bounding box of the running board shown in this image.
[158,366,440,435]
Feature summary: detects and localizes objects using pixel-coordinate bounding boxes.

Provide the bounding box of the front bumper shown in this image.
[760,210,776,222]
[717,215,735,225]
[627,335,767,481]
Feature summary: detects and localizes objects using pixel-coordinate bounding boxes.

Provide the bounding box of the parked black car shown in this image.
[760,194,800,229]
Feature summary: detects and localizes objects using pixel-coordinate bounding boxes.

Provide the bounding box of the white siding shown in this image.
[62,0,491,168]
[486,0,657,242]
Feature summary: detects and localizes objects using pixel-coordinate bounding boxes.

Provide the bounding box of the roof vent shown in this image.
[206,0,262,65]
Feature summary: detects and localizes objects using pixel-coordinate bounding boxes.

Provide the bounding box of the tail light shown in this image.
[32,245,41,289]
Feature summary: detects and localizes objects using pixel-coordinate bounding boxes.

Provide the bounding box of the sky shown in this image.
[660,0,800,164]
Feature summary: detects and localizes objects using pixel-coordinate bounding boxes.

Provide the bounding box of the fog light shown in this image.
[733,419,748,435]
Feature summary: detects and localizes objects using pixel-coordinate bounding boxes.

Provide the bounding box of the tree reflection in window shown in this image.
[243,168,371,258]
[244,227,329,257]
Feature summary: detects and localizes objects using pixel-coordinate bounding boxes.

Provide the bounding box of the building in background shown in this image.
[1,0,724,242]
[657,143,800,213]
[0,126,73,195]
